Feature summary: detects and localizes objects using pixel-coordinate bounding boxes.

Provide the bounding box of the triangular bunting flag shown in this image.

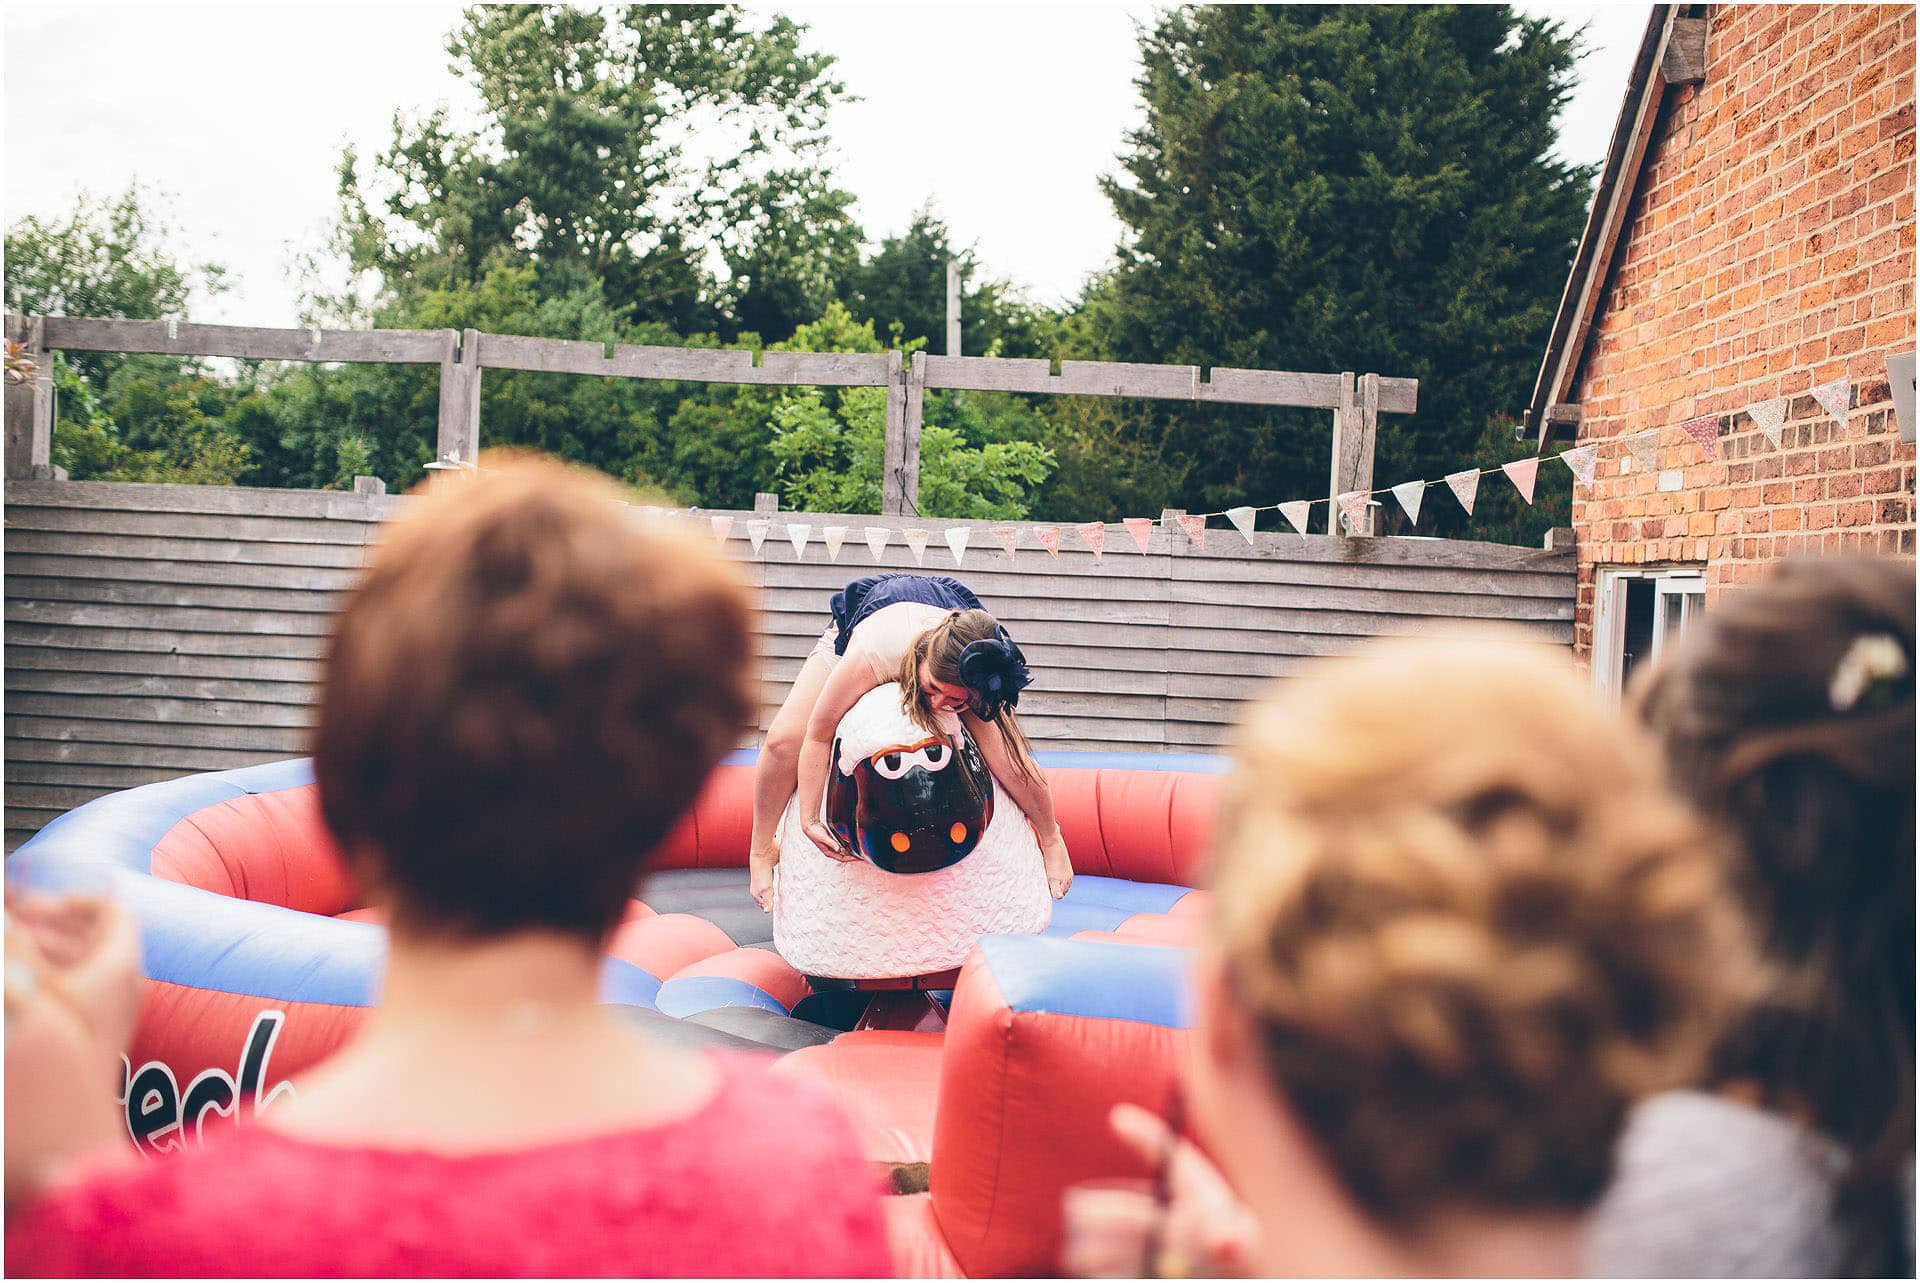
[786,522,812,558]
[1445,468,1480,516]
[944,528,969,565]
[904,529,929,565]
[1176,513,1208,549]
[864,527,891,561]
[1279,501,1312,537]
[746,519,771,556]
[1501,458,1541,504]
[1812,377,1851,424]
[1559,444,1598,486]
[1746,398,1787,448]
[1680,415,1720,458]
[1335,491,1372,535]
[1034,526,1062,557]
[1076,521,1106,560]
[1123,517,1155,553]
[1624,428,1661,474]
[710,514,733,545]
[1390,480,1425,526]
[991,527,1020,559]
[822,525,848,561]
[1225,506,1258,543]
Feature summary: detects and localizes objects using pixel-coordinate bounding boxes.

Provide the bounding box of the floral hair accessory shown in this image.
[1828,633,1910,713]
[957,627,1031,719]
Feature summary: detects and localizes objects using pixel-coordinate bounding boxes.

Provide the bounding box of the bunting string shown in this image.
[697,371,1858,564]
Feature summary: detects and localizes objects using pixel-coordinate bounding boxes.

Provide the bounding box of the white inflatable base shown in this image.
[772,789,1051,978]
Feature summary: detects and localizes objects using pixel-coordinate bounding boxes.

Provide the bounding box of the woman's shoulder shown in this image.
[1585,1089,1848,1277]
[5,1128,351,1277]
[6,1055,888,1278]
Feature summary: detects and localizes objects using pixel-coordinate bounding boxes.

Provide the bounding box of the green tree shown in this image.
[840,205,1053,358]
[4,184,227,372]
[765,303,1055,518]
[5,186,249,482]
[1089,4,1591,541]
[332,4,856,333]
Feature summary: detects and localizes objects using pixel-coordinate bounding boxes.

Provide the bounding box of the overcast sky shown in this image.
[4,2,1650,326]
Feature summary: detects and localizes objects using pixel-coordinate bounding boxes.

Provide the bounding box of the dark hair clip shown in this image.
[957,627,1031,718]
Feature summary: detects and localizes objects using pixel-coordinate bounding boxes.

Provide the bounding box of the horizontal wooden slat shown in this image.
[12,504,377,547]
[6,783,127,812]
[4,528,373,570]
[6,599,335,637]
[475,333,891,387]
[7,477,403,521]
[6,645,320,684]
[7,575,337,616]
[35,316,450,364]
[7,692,314,729]
[7,668,317,706]
[5,761,200,789]
[7,715,311,752]
[919,356,1417,414]
[1166,583,1572,622]
[6,554,361,593]
[4,738,298,770]
[6,622,330,660]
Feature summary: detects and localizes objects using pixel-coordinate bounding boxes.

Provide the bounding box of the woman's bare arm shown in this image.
[794,654,885,858]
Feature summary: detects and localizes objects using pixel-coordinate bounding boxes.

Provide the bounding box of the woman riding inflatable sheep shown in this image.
[750,573,1072,912]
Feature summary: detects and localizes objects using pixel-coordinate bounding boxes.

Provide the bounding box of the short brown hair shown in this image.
[314,451,755,941]
[1212,632,1749,1223]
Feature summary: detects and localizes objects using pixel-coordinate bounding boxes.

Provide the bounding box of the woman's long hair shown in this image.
[898,609,1044,788]
[1631,556,1915,1277]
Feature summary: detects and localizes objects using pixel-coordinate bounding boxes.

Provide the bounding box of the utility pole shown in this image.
[946,259,961,356]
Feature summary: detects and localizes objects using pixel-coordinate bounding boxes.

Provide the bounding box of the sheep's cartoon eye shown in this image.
[872,751,910,780]
[920,743,951,771]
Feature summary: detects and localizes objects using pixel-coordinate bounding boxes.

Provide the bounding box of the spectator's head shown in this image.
[314,452,755,944]
[1632,556,1914,1273]
[1194,633,1747,1269]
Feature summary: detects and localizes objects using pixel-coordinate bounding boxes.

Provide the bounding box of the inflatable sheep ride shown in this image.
[772,683,1052,978]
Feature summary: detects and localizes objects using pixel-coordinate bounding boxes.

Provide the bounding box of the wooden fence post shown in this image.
[436,328,481,467]
[5,314,54,480]
[882,350,924,516]
[1160,507,1186,556]
[1327,372,1379,536]
[754,492,780,515]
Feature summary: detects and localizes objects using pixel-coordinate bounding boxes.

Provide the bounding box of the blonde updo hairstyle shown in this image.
[898,608,1042,785]
[1210,632,1751,1224]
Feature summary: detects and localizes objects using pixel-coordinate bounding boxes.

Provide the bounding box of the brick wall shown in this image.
[1569,2,1916,662]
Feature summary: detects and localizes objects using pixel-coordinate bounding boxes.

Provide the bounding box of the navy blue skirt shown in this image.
[828,574,982,656]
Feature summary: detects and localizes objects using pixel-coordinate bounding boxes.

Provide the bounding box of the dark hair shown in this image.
[1631,556,1915,1275]
[314,451,756,942]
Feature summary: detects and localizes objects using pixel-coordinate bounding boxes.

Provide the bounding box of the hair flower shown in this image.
[958,628,1031,718]
[1828,633,1909,712]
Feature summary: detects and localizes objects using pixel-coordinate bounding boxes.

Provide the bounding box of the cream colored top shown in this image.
[844,601,950,685]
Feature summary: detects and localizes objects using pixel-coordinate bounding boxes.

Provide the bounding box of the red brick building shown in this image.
[1526,3,1915,695]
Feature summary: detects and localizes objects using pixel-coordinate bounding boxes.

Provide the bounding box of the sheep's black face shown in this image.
[825,731,996,874]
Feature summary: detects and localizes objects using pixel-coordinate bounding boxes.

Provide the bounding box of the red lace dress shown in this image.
[7,1054,890,1278]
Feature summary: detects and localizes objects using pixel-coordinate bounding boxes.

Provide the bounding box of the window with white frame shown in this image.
[1592,566,1707,700]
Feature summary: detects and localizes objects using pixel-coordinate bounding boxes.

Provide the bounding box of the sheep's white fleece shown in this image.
[771,683,1051,978]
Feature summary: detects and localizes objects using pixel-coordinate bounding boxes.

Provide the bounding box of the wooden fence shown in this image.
[3,478,1576,850]
[3,314,1416,523]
